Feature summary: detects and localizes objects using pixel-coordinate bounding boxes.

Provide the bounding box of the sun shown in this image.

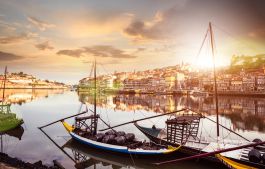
[194,55,214,69]
[193,53,229,69]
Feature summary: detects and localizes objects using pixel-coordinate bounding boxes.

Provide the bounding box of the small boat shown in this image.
[62,60,178,156]
[0,66,23,132]
[0,111,23,132]
[62,121,177,155]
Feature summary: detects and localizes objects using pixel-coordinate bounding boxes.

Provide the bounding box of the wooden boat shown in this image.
[134,23,265,168]
[0,66,23,132]
[62,121,177,155]
[62,60,178,156]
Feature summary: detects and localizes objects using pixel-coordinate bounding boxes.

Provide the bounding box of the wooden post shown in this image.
[209,22,220,137]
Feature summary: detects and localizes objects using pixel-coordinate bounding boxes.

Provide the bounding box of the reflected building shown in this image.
[79,92,265,132]
[0,89,66,105]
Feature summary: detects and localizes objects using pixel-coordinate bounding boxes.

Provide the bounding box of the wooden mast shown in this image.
[94,59,96,118]
[93,59,97,135]
[1,66,7,107]
[209,22,220,137]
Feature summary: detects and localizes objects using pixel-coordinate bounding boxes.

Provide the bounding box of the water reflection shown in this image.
[79,93,265,132]
[0,126,24,153]
[2,89,66,105]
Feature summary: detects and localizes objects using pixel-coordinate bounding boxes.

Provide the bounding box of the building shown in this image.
[230,77,243,92]
[256,74,265,91]
[242,76,255,91]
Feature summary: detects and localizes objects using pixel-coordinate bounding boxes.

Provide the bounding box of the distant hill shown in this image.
[228,54,265,73]
[0,71,69,89]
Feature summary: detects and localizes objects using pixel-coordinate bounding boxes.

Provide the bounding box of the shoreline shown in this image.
[0,152,64,169]
[78,88,265,97]
[0,88,69,89]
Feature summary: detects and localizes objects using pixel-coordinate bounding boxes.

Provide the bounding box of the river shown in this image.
[2,89,265,169]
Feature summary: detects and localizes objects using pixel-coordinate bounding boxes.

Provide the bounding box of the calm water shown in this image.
[2,89,265,169]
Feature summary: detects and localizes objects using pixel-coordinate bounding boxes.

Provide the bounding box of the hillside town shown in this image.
[79,61,265,95]
[0,72,69,89]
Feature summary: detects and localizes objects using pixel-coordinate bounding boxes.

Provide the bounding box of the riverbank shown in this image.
[0,87,69,89]
[103,89,265,97]
[0,163,16,169]
[0,152,64,169]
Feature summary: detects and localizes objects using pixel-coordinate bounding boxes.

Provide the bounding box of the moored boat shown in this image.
[62,121,177,155]
[61,60,178,156]
[0,66,23,132]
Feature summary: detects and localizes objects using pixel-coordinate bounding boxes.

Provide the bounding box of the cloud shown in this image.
[248,25,265,41]
[123,7,181,42]
[35,41,54,50]
[0,20,16,32]
[124,20,165,41]
[56,49,84,58]
[57,45,137,59]
[27,16,55,31]
[0,51,24,61]
[82,59,121,65]
[0,33,36,44]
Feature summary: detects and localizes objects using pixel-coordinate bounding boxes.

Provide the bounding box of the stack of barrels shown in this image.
[93,130,135,146]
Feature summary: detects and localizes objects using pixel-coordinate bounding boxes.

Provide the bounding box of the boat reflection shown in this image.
[1,89,66,105]
[3,125,24,140]
[79,93,265,132]
[1,126,24,152]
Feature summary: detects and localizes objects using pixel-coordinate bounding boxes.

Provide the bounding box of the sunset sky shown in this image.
[0,0,265,84]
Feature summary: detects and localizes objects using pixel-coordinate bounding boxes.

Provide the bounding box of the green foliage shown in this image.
[229,54,265,73]
[113,81,123,89]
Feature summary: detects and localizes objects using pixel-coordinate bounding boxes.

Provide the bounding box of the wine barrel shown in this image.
[248,149,261,163]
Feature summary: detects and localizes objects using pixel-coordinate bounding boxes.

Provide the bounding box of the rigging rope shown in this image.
[194,28,210,66]
[89,62,94,78]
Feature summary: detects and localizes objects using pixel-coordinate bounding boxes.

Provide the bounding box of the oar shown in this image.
[99,108,187,132]
[154,140,265,165]
[38,110,89,129]
[39,128,76,162]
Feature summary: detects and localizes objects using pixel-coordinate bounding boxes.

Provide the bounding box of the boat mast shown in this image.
[209,22,220,137]
[2,66,7,107]
[94,59,97,116]
[93,59,97,134]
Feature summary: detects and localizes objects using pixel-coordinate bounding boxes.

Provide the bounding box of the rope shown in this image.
[138,109,155,126]
[128,150,136,168]
[99,63,111,75]
[89,62,94,78]
[195,28,210,63]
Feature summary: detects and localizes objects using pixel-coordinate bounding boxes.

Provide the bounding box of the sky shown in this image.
[0,0,265,84]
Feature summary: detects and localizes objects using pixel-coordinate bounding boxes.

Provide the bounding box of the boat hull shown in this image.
[62,121,177,156]
[134,122,265,168]
[69,132,175,155]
